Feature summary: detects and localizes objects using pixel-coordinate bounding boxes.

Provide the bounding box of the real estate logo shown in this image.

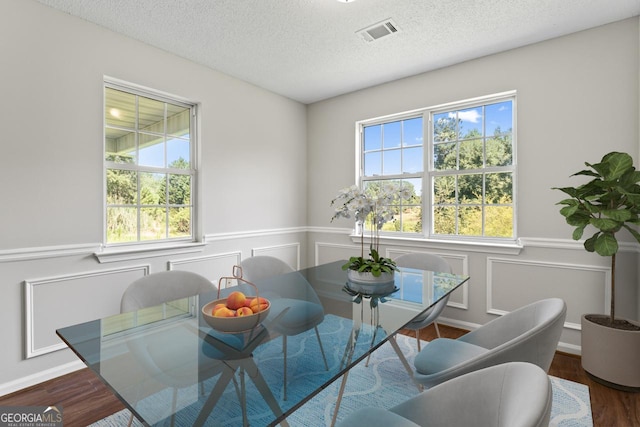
[0,406,63,427]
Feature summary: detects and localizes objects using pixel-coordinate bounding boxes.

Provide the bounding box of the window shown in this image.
[359,92,516,240]
[104,82,196,245]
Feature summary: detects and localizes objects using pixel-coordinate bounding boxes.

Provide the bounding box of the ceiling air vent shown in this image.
[357,19,399,42]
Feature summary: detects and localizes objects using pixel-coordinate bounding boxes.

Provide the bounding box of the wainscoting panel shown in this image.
[169,251,242,285]
[25,265,149,358]
[487,257,609,330]
[314,242,360,266]
[251,243,301,270]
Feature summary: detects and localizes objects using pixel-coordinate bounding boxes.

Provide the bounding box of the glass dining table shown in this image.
[56,260,469,427]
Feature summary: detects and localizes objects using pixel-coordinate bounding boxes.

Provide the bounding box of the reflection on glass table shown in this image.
[56,261,469,427]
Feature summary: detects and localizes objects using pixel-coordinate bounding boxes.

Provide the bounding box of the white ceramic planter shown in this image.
[346,270,395,294]
[581,314,640,390]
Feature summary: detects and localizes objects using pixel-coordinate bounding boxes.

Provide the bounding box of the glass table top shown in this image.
[56,260,469,426]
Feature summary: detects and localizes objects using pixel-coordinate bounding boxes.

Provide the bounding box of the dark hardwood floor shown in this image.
[1,324,638,426]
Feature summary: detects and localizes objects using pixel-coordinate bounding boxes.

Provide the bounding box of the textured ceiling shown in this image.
[35,0,640,104]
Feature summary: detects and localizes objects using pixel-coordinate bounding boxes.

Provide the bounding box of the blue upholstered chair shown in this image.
[238,256,328,400]
[337,362,553,427]
[394,252,453,351]
[412,297,566,389]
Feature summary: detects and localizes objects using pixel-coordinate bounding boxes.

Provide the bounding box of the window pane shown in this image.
[140,172,164,205]
[141,207,166,241]
[383,121,401,149]
[364,151,381,176]
[167,105,190,137]
[105,88,136,129]
[364,124,381,151]
[107,169,137,204]
[402,146,423,173]
[458,174,482,204]
[485,206,513,237]
[139,133,165,167]
[433,175,455,204]
[403,117,423,146]
[401,205,422,232]
[433,113,457,142]
[168,174,191,205]
[434,142,457,170]
[169,207,191,238]
[486,134,512,167]
[167,138,190,168]
[105,83,195,246]
[106,129,136,164]
[485,172,512,204]
[485,100,512,136]
[458,206,482,236]
[459,106,483,139]
[138,96,165,132]
[107,207,137,243]
[433,206,456,234]
[459,138,483,170]
[383,150,401,175]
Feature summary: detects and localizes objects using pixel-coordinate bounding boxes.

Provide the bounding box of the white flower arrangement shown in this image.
[330,182,411,275]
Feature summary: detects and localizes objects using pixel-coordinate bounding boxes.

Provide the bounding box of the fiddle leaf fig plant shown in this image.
[554,151,640,326]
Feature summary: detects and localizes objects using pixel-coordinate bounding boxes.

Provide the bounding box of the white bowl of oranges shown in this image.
[202,291,270,333]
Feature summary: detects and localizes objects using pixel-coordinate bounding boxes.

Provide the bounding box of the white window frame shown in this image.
[103,78,198,247]
[356,91,517,244]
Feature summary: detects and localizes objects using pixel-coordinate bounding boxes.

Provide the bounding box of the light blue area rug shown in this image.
[91,316,592,426]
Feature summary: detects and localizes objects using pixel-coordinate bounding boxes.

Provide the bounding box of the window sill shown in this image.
[94,241,206,263]
[349,232,523,255]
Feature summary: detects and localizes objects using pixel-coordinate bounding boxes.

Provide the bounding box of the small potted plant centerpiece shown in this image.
[554,151,640,390]
[330,182,411,293]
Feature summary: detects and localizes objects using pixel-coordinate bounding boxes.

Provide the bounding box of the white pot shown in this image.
[346,270,395,294]
[581,314,640,390]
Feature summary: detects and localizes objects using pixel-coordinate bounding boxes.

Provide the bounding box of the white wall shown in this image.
[0,0,308,394]
[307,18,640,354]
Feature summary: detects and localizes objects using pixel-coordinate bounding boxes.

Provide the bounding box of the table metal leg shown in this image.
[387,334,423,391]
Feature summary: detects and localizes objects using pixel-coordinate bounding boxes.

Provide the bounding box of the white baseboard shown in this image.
[0,360,85,397]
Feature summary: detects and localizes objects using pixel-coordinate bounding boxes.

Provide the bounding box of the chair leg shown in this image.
[434,321,441,338]
[283,335,288,401]
[416,329,421,352]
[314,326,329,371]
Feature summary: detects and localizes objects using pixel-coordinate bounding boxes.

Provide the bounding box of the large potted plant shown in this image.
[330,183,410,292]
[554,151,640,390]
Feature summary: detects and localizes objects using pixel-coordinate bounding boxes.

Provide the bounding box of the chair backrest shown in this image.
[238,256,321,304]
[391,362,552,427]
[459,297,567,371]
[121,270,215,313]
[395,252,453,328]
[394,252,453,274]
[238,256,295,282]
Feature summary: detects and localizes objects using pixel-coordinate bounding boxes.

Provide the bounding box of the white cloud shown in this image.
[449,110,482,123]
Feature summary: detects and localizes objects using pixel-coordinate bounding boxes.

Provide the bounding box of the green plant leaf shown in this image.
[593,232,618,256]
[590,217,622,232]
[583,233,599,252]
[572,225,585,240]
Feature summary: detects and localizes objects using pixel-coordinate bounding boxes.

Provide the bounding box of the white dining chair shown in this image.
[238,256,329,400]
[412,297,567,389]
[394,252,453,350]
[337,361,553,427]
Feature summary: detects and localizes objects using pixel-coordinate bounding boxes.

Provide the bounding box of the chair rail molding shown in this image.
[0,243,101,263]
